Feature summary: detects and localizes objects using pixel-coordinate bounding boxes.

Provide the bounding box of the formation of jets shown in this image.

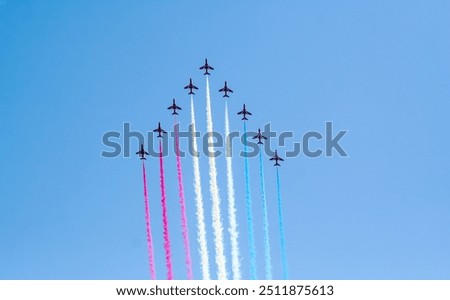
[137,58,286,166]
[167,99,182,115]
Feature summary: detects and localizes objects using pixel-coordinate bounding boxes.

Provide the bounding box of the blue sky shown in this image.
[0,1,449,279]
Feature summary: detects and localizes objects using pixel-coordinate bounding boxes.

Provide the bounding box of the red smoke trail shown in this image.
[159,140,173,279]
[142,162,156,280]
[174,118,193,279]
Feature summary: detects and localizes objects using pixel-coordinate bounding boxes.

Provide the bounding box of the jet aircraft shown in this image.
[184,78,198,95]
[136,144,149,160]
[167,99,182,115]
[237,104,252,120]
[270,150,284,166]
[218,81,233,97]
[199,58,214,75]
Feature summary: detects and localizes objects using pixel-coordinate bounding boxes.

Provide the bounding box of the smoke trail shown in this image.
[243,121,257,279]
[205,76,227,280]
[174,117,193,280]
[159,140,173,280]
[276,168,288,279]
[190,95,210,280]
[259,150,272,279]
[225,101,241,280]
[142,162,156,280]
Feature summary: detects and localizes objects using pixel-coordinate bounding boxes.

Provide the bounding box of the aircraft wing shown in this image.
[145,151,149,155]
[183,85,189,89]
[209,66,214,70]
[199,65,206,70]
[262,136,268,139]
[162,129,167,134]
[247,111,252,115]
[270,157,275,160]
[237,111,243,115]
[252,135,258,139]
[279,157,284,161]
[153,129,158,132]
[219,87,225,92]
[228,88,234,93]
[167,105,174,109]
[176,105,182,110]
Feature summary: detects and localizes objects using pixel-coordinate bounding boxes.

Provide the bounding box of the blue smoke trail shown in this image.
[259,150,272,279]
[243,122,257,279]
[276,168,288,279]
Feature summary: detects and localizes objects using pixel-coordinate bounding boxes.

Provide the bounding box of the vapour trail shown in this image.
[259,150,272,279]
[243,121,257,279]
[205,76,227,280]
[142,162,156,280]
[159,140,173,280]
[174,117,193,280]
[190,95,211,280]
[276,168,288,279]
[225,101,241,280]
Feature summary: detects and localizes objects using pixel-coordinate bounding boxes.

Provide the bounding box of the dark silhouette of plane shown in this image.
[136,144,149,160]
[270,150,284,166]
[184,78,198,95]
[219,81,233,97]
[153,122,167,138]
[167,99,182,115]
[237,104,252,120]
[199,58,214,75]
[253,128,267,145]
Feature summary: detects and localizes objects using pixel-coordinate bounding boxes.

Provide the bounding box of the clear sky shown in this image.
[1,1,449,279]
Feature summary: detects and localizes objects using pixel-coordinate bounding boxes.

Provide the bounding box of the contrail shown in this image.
[243,121,257,279]
[190,95,211,280]
[174,117,193,280]
[205,76,227,280]
[142,162,156,280]
[276,168,288,279]
[158,140,173,280]
[225,101,241,280]
[259,150,272,279]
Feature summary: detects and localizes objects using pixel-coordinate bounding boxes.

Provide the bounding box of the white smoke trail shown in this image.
[190,95,211,280]
[205,76,227,280]
[225,101,241,280]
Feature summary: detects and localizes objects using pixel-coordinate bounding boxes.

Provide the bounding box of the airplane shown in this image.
[184,78,198,95]
[153,122,167,138]
[253,128,267,145]
[136,144,149,160]
[167,98,182,115]
[270,150,284,166]
[237,104,252,120]
[218,81,233,97]
[199,58,214,75]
